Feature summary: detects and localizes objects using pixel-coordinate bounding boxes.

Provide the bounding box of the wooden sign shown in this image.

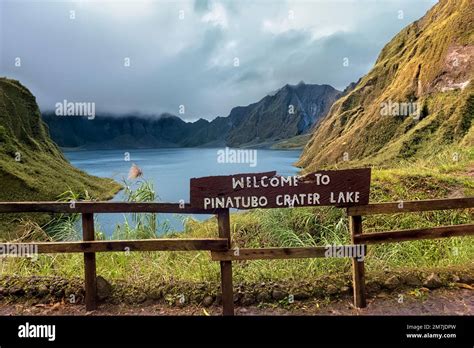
[190,168,371,210]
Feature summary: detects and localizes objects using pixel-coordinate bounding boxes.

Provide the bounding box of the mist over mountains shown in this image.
[42,82,341,149]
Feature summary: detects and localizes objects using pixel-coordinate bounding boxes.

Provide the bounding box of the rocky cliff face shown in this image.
[42,82,340,149]
[225,82,340,147]
[297,0,473,171]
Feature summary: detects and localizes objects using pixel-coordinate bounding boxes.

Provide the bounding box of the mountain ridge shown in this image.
[297,0,473,171]
[42,82,341,149]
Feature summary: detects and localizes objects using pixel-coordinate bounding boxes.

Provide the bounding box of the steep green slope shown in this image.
[0,78,120,237]
[298,0,473,171]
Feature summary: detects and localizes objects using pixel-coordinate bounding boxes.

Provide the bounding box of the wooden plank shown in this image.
[350,215,366,309]
[217,209,234,316]
[82,213,97,311]
[0,202,214,214]
[354,224,474,244]
[0,238,228,254]
[212,247,329,261]
[220,261,233,316]
[347,197,474,216]
[217,209,232,249]
[191,168,371,209]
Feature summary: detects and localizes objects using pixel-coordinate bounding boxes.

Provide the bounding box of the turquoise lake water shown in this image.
[64,148,301,235]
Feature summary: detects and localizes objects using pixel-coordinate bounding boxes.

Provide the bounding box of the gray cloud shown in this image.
[194,0,210,13]
[0,0,436,120]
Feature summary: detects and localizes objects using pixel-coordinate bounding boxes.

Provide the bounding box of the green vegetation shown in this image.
[0,0,472,306]
[297,0,473,171]
[0,78,121,238]
[271,134,311,150]
[1,148,472,290]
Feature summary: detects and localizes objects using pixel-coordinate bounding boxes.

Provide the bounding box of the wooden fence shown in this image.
[0,197,473,315]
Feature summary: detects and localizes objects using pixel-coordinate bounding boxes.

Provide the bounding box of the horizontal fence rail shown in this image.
[346,197,473,308]
[0,202,216,214]
[347,197,474,216]
[0,197,472,315]
[211,246,366,261]
[1,238,228,253]
[353,224,474,244]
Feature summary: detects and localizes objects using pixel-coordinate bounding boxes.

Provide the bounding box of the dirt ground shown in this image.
[0,287,472,316]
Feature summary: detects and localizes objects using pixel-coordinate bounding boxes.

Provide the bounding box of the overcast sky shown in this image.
[0,0,436,121]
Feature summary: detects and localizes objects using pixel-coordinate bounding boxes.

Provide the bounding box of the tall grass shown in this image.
[112,179,165,240]
[1,165,473,286]
[10,179,171,243]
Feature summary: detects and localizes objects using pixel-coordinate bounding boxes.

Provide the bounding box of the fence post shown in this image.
[82,213,97,311]
[349,215,367,308]
[217,209,234,316]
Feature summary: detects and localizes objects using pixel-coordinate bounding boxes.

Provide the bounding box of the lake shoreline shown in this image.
[60,144,305,152]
